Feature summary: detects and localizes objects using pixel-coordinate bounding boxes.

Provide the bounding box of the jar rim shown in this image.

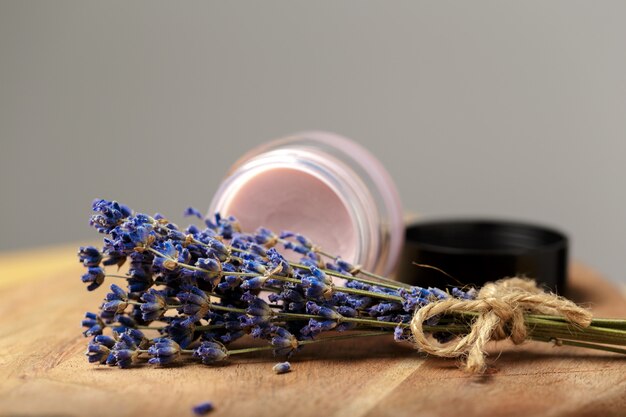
[209,131,404,275]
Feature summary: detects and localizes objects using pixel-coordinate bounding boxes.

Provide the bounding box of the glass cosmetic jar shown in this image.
[209,131,404,275]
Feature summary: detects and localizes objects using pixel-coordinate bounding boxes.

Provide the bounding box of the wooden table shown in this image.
[1,244,625,417]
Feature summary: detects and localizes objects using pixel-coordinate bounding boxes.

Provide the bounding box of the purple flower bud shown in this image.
[271,328,299,356]
[429,287,449,300]
[148,338,181,365]
[177,286,211,321]
[246,297,273,320]
[86,341,110,364]
[240,276,266,290]
[194,341,228,364]
[102,299,128,314]
[94,335,116,348]
[243,260,267,275]
[183,207,203,219]
[81,267,105,291]
[140,289,167,321]
[107,284,128,301]
[254,228,277,246]
[452,287,476,300]
[307,319,337,335]
[394,325,410,342]
[306,301,341,320]
[192,401,214,415]
[78,246,103,267]
[89,199,131,233]
[272,361,291,374]
[110,348,138,368]
[163,318,196,348]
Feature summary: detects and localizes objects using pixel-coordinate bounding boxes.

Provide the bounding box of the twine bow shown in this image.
[410,277,593,373]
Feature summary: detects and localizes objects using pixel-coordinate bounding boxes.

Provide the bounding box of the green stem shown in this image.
[528,327,626,347]
[264,274,403,302]
[145,246,242,277]
[196,324,225,331]
[289,261,408,290]
[457,311,626,343]
[527,314,626,330]
[149,219,408,291]
[283,239,410,289]
[525,317,626,343]
[227,345,275,355]
[298,331,389,345]
[207,331,393,356]
[359,269,412,288]
[135,325,157,330]
[145,244,405,302]
[529,335,626,355]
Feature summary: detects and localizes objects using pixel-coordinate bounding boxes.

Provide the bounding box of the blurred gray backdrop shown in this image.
[1,1,625,285]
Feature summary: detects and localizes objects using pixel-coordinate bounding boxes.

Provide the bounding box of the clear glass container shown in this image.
[209,131,404,275]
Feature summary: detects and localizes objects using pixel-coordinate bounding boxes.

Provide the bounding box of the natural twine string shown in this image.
[409,277,593,373]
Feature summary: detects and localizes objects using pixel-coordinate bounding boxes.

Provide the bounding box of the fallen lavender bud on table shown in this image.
[80,199,626,373]
[192,401,214,415]
[273,361,291,374]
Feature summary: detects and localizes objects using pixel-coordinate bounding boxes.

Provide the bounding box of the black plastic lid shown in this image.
[396,219,568,293]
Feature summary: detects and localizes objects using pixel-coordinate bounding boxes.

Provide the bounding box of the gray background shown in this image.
[1,1,625,285]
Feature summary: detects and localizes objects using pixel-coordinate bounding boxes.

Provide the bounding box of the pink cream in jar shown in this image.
[209,131,404,275]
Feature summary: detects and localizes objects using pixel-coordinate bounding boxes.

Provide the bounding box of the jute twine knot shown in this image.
[409,277,593,373]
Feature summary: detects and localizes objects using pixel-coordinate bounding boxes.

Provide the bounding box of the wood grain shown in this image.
[0,244,625,417]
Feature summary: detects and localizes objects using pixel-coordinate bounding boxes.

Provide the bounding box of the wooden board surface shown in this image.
[0,244,625,417]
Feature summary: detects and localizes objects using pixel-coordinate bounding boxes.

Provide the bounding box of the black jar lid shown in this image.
[396,219,568,293]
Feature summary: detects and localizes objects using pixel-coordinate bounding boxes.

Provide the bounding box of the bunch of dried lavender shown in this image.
[80,200,626,371]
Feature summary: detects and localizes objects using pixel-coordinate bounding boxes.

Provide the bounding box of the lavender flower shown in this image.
[301,275,332,300]
[214,214,240,239]
[79,199,486,371]
[195,258,222,283]
[192,401,214,415]
[240,276,267,290]
[106,333,141,368]
[101,284,128,314]
[140,289,167,321]
[304,318,337,336]
[111,315,138,334]
[108,223,153,254]
[78,246,103,267]
[205,238,230,262]
[148,338,181,365]
[394,325,411,342]
[267,248,292,276]
[177,286,211,322]
[86,336,115,364]
[109,348,138,368]
[162,318,196,348]
[193,341,228,364]
[246,297,274,322]
[270,328,299,357]
[127,251,155,292]
[306,301,341,320]
[272,361,291,374]
[82,312,104,336]
[184,207,203,219]
[152,240,179,271]
[123,328,149,349]
[280,231,313,254]
[254,227,278,247]
[89,199,131,233]
[81,267,105,291]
